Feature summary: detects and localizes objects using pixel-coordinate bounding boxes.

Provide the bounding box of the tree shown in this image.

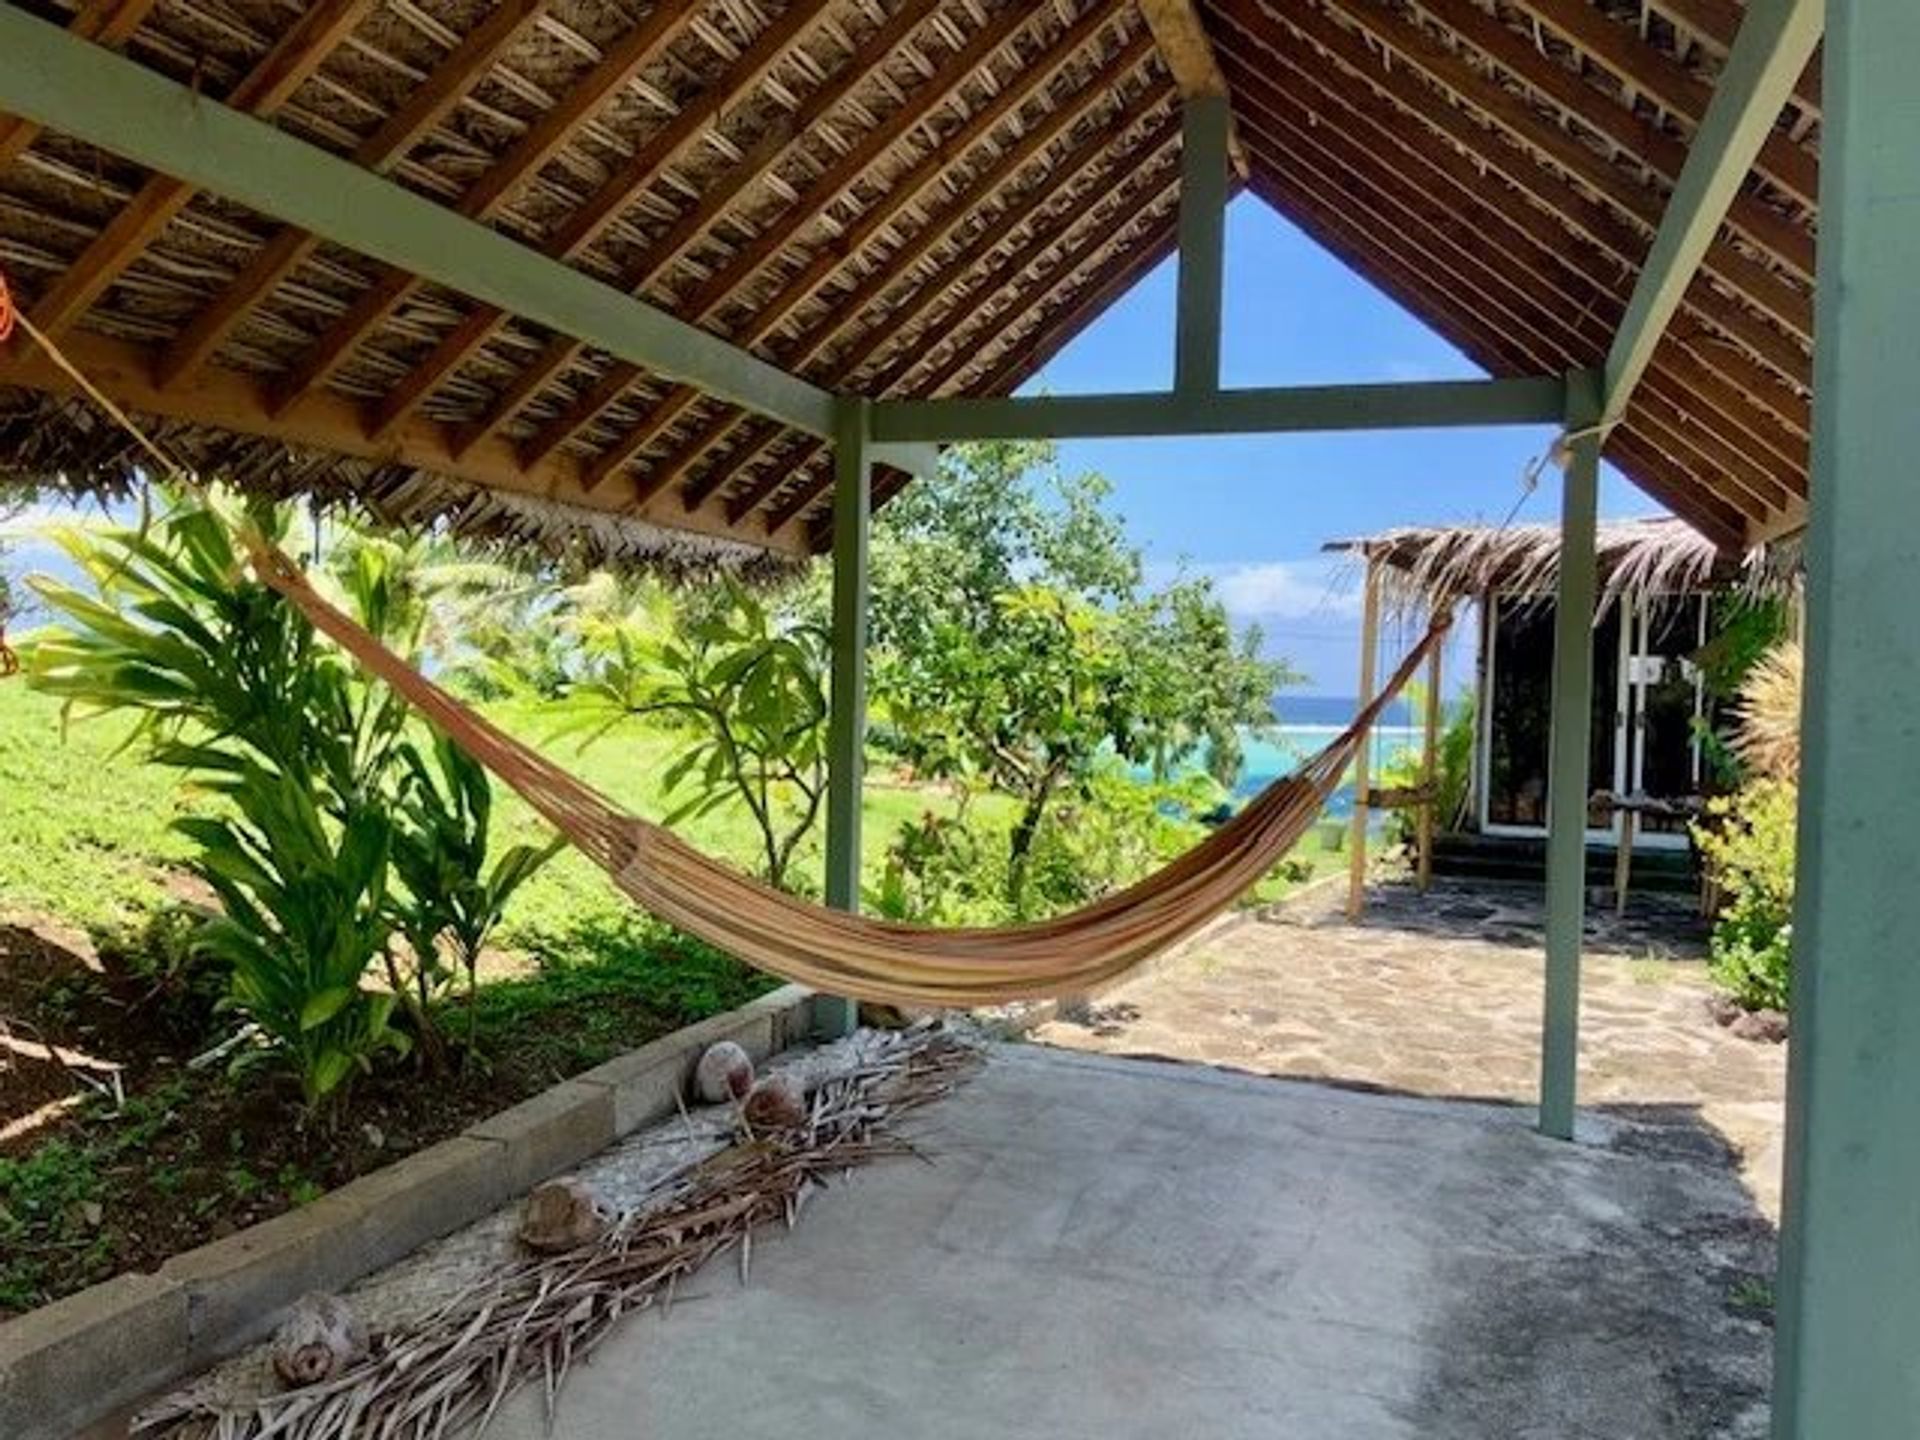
[859,442,1294,906]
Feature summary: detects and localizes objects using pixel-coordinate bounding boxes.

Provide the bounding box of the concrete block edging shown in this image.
[0,984,816,1440]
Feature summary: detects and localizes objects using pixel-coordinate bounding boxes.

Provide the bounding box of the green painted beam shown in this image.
[1772,4,1920,1433]
[817,396,871,1040]
[1602,0,1822,427]
[1539,367,1601,1142]
[870,376,1566,443]
[0,4,834,439]
[1175,94,1230,395]
[869,439,942,480]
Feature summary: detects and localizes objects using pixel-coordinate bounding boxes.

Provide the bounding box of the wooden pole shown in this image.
[818,396,870,1040]
[1417,626,1443,892]
[1346,556,1382,920]
[1539,368,1602,1141]
[1773,3,1920,1431]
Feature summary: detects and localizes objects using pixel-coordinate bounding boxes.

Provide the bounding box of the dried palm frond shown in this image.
[1736,639,1802,782]
[1324,517,1798,620]
[135,1026,980,1440]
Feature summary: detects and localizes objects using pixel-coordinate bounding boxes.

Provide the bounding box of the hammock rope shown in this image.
[9,271,1451,1006]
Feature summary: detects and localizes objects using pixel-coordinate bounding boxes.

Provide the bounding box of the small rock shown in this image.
[271,1293,367,1388]
[1705,994,1743,1028]
[361,1123,386,1150]
[742,1071,807,1132]
[694,1040,755,1104]
[518,1176,615,1253]
[1729,1008,1789,1044]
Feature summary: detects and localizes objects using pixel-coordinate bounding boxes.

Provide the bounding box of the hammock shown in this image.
[5,281,1448,1008]
[246,544,1447,1006]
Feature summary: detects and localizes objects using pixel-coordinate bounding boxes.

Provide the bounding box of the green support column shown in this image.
[1174,93,1230,395]
[1773,4,1920,1432]
[817,396,871,1039]
[1538,369,1601,1141]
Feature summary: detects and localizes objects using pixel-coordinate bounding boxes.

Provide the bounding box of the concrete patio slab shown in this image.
[483,1042,1774,1440]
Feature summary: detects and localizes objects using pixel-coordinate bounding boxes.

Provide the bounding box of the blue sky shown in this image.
[1016,194,1663,695]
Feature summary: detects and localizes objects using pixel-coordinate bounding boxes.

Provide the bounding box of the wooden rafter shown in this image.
[1493,0,1817,210]
[454,0,955,463]
[27,0,375,338]
[1231,92,1793,517]
[155,0,551,390]
[1320,0,1813,283]
[1217,28,1806,489]
[639,26,1161,510]
[0,329,810,555]
[1649,0,1822,115]
[363,0,841,442]
[539,0,1105,493]
[266,1,694,414]
[1131,0,1250,177]
[1228,0,1811,382]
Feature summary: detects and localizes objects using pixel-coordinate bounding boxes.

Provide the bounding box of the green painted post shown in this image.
[1772,4,1920,1432]
[817,395,870,1040]
[1539,368,1600,1141]
[1174,93,1230,395]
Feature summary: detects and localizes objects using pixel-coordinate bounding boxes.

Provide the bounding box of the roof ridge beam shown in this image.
[0,7,835,438]
[1603,0,1823,428]
[1136,0,1250,176]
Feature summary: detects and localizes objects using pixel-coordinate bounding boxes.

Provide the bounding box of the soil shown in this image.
[0,918,699,1317]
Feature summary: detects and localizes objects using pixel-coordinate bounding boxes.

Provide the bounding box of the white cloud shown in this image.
[1207,557,1363,624]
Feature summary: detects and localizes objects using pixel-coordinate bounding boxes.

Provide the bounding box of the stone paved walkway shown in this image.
[1035,878,1788,1219]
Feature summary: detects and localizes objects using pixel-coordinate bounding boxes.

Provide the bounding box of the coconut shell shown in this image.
[271,1293,368,1389]
[518,1176,615,1253]
[742,1071,807,1132]
[694,1040,755,1103]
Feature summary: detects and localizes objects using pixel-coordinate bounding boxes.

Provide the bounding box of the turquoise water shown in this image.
[1230,724,1424,816]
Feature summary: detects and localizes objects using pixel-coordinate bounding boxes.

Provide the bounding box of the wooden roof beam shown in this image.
[154,0,552,391]
[1229,97,1796,515]
[1238,0,1811,372]
[26,0,375,338]
[1136,0,1249,177]
[567,0,1109,498]
[363,0,842,442]
[0,0,157,170]
[0,329,810,556]
[1648,0,1822,117]
[1495,0,1818,211]
[1317,0,1815,284]
[265,0,694,413]
[652,42,1167,512]
[0,9,835,439]
[1604,0,1822,433]
[1215,34,1807,484]
[454,0,955,464]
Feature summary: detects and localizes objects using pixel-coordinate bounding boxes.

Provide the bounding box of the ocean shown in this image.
[1227,694,1424,817]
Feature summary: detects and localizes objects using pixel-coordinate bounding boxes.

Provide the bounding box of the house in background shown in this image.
[1326,518,1797,889]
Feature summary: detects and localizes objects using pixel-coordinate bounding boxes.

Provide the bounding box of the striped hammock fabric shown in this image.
[249,542,1446,1007]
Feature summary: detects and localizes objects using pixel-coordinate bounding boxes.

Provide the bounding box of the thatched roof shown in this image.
[1325,516,1800,616]
[0,0,1816,565]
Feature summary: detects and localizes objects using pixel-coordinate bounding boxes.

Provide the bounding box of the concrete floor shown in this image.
[487,1043,1775,1440]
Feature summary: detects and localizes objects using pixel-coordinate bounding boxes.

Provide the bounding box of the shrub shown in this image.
[1694,779,1797,1012]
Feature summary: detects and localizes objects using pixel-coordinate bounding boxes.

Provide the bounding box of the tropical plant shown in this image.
[1693,778,1797,1012]
[1733,638,1801,783]
[858,441,1291,907]
[389,733,563,1057]
[181,762,409,1106]
[564,581,830,890]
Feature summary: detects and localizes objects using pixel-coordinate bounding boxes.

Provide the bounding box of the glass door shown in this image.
[1625,595,1706,847]
[1479,595,1627,841]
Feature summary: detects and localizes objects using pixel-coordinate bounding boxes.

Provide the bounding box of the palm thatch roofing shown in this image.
[1325,515,1799,616]
[0,0,1816,568]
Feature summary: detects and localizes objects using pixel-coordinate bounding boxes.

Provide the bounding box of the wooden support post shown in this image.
[818,396,870,1040]
[1175,94,1230,395]
[1346,556,1382,920]
[1539,368,1602,1141]
[1417,629,1443,892]
[1773,3,1920,1432]
[1614,808,1636,917]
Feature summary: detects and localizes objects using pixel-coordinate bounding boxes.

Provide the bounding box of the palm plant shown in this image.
[1735,638,1802,783]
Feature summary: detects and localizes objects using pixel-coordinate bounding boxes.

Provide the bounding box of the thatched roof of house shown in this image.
[0,0,1817,567]
[1325,516,1800,616]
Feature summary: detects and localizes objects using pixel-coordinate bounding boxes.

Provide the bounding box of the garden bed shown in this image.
[0,912,775,1316]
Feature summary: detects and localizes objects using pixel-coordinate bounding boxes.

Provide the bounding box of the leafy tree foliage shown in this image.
[858,442,1293,905]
